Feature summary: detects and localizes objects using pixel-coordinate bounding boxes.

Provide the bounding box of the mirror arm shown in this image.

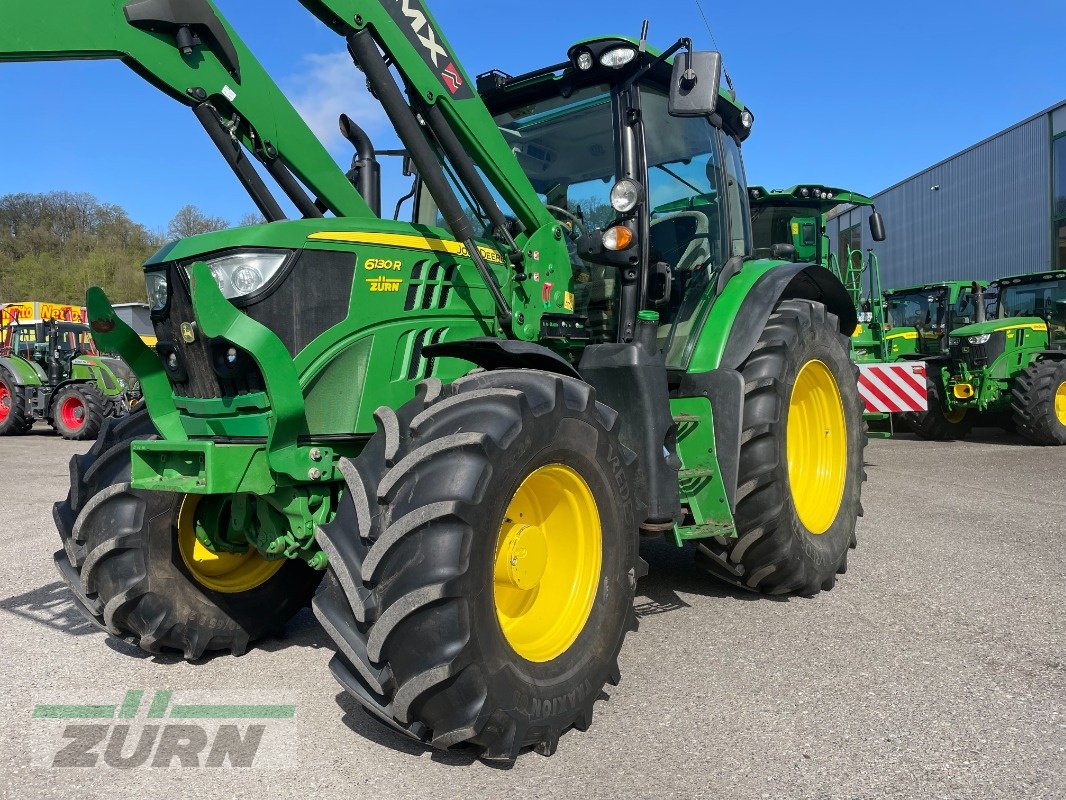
[621,37,691,93]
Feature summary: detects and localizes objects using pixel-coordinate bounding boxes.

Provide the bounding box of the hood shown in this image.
[949,317,1046,338]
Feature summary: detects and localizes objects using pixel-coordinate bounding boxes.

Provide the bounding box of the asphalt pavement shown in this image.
[0,423,1062,799]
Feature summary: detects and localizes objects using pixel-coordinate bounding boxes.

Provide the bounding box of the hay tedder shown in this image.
[4,0,870,760]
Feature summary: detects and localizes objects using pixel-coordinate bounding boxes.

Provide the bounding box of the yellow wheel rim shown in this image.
[1055,381,1066,426]
[493,464,602,663]
[177,496,283,594]
[786,360,848,535]
[944,408,968,424]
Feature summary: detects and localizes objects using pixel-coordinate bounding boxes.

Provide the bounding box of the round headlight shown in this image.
[600,47,637,69]
[145,272,168,311]
[610,179,643,213]
[231,266,265,295]
[740,110,754,129]
[576,51,594,71]
[800,188,810,198]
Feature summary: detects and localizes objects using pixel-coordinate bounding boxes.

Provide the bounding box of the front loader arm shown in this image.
[299,0,559,238]
[0,0,373,220]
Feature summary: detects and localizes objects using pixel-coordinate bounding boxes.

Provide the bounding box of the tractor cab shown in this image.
[470,37,755,363]
[884,281,987,359]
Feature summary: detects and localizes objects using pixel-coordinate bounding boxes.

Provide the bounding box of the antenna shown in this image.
[692,0,734,94]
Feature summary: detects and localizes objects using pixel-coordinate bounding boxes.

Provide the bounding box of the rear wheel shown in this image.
[51,384,105,440]
[695,299,866,595]
[1012,359,1066,446]
[0,371,33,435]
[53,409,322,659]
[313,370,640,762]
[900,375,973,441]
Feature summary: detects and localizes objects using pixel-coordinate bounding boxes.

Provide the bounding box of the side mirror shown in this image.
[770,243,797,262]
[669,51,721,117]
[869,211,886,242]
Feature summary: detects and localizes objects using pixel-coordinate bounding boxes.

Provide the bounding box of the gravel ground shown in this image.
[0,423,1062,799]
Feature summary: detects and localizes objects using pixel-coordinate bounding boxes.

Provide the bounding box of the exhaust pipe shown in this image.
[972,282,986,324]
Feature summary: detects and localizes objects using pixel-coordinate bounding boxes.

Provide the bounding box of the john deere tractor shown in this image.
[748,185,901,429]
[0,316,138,439]
[748,185,888,356]
[903,270,1066,444]
[5,0,867,761]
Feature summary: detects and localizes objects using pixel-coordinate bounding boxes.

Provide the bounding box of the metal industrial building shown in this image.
[826,100,1066,290]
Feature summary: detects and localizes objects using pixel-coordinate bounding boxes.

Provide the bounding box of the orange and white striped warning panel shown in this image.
[858,363,928,413]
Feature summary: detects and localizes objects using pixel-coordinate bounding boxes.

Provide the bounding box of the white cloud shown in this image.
[285,52,388,153]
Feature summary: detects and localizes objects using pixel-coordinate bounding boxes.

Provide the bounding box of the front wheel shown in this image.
[695,299,867,595]
[1012,359,1066,445]
[312,370,640,762]
[53,410,323,659]
[899,376,973,441]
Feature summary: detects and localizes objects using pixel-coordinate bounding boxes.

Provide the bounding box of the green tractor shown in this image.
[748,185,900,430]
[883,280,991,439]
[0,316,139,439]
[748,184,888,354]
[7,0,868,761]
[902,270,1066,443]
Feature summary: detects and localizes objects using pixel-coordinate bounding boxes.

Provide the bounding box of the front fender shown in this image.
[687,261,857,373]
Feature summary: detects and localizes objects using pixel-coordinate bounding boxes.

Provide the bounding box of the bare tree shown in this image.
[166,204,229,240]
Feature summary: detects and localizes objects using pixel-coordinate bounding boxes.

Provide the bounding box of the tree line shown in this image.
[0,191,260,306]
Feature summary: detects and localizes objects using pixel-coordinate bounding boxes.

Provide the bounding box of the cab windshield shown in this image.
[998,279,1066,319]
[58,323,98,355]
[493,84,617,230]
[750,205,817,256]
[887,289,948,329]
[998,278,1066,342]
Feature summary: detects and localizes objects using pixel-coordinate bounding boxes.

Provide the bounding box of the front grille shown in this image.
[153,267,265,399]
[950,341,987,369]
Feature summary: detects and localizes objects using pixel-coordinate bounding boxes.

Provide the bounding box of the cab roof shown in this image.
[747,185,876,213]
[478,36,753,143]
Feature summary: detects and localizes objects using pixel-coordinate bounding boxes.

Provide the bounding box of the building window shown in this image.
[1053,105,1066,268]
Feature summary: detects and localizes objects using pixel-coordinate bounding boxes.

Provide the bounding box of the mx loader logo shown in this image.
[388,0,473,99]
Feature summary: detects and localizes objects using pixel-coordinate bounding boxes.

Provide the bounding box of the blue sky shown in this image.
[0,0,1063,232]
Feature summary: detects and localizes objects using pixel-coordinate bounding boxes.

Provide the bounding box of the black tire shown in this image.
[53,408,323,659]
[694,299,867,595]
[51,383,106,440]
[0,370,33,435]
[899,375,973,441]
[1011,359,1066,446]
[313,370,640,763]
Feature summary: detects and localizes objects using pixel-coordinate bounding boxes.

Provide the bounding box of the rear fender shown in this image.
[686,261,856,374]
[0,356,43,387]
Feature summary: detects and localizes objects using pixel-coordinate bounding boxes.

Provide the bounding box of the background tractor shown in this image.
[748,185,907,433]
[0,311,138,439]
[902,270,1066,443]
[6,0,867,762]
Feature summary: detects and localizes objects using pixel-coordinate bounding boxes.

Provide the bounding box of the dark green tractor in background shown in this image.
[0,317,138,439]
[903,270,1066,444]
[3,0,868,762]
